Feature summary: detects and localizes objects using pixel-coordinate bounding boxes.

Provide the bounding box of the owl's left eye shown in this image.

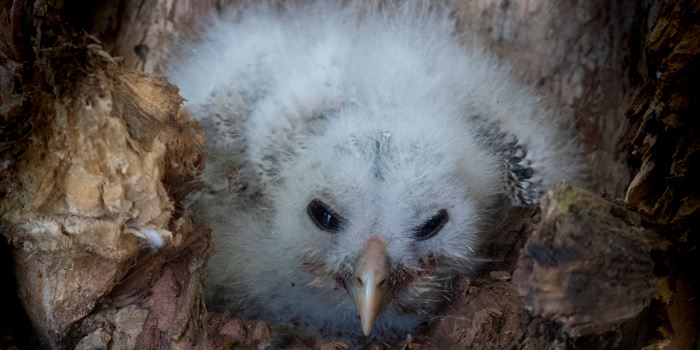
[413,209,449,241]
[307,199,343,232]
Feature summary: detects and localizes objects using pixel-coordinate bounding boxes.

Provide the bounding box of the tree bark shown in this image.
[1,1,209,348]
[1,0,697,349]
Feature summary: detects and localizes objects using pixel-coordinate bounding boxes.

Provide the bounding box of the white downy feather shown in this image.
[167,0,586,342]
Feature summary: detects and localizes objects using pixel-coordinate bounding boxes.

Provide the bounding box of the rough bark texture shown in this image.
[60,0,218,74]
[622,1,700,349]
[625,0,699,228]
[1,0,698,349]
[1,1,208,348]
[513,184,663,337]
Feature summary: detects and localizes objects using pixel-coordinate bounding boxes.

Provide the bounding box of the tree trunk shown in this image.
[0,0,697,349]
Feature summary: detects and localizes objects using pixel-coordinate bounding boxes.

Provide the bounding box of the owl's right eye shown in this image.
[307,199,343,232]
[413,209,449,241]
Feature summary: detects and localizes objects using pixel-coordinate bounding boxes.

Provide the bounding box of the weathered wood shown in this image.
[622,2,700,349]
[60,0,217,74]
[0,1,208,348]
[625,0,700,228]
[513,184,665,336]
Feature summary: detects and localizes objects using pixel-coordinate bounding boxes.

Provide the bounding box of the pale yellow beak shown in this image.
[350,236,391,336]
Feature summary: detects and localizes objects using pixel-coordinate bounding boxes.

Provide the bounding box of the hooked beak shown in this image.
[350,236,391,336]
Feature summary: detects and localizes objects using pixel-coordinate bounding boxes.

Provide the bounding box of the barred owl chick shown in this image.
[167,1,585,343]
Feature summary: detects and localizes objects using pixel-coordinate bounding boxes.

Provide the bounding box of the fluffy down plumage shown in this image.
[167,0,586,343]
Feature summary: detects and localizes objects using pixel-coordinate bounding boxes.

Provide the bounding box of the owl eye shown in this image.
[413,209,449,241]
[307,199,343,232]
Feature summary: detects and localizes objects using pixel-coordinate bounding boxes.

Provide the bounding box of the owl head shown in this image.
[268,107,503,335]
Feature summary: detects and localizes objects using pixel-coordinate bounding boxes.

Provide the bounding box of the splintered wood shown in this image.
[0,3,207,347]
